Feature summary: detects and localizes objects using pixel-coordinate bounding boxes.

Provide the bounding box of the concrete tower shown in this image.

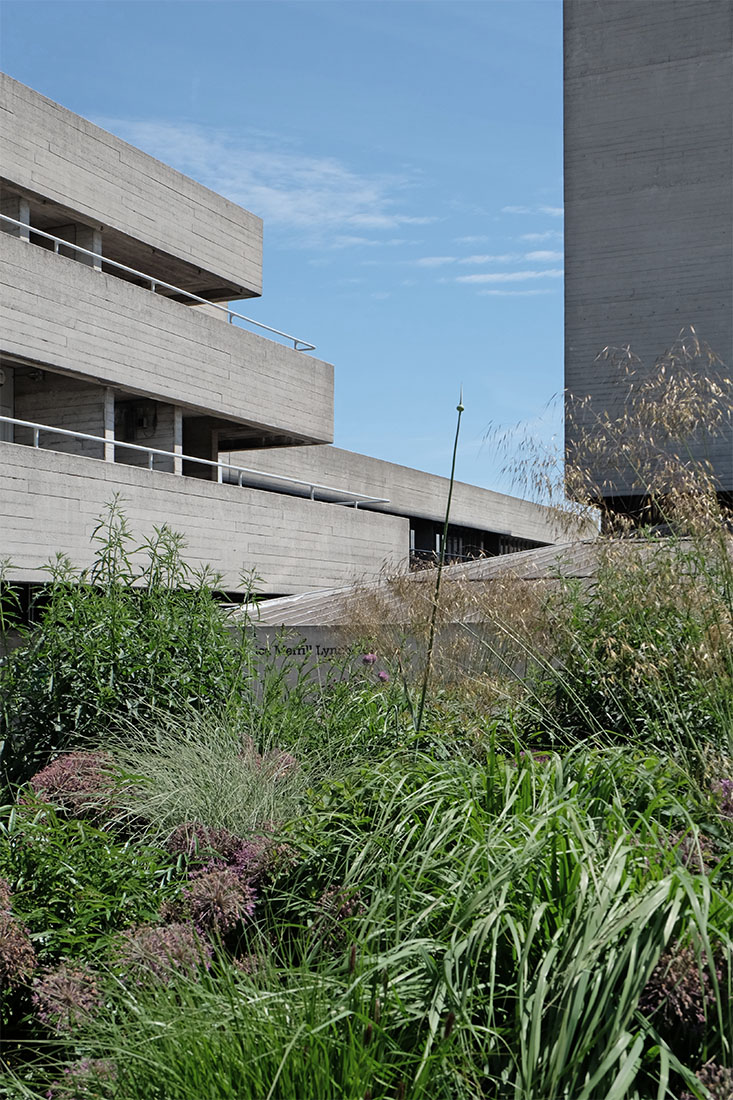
[563,0,733,512]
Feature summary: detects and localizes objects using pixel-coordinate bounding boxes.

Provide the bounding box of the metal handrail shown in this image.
[0,214,315,352]
[0,415,389,509]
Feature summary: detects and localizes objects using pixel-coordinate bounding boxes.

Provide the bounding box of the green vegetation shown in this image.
[1,341,732,1097]
[0,498,252,788]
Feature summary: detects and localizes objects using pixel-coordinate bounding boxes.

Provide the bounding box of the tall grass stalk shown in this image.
[415,392,464,736]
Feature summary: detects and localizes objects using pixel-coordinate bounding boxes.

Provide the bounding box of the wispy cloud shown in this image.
[415,256,457,267]
[459,253,517,264]
[414,250,557,269]
[456,269,563,284]
[329,235,412,249]
[502,204,564,217]
[524,250,564,262]
[478,288,555,297]
[97,117,435,242]
[454,234,490,244]
[520,230,563,242]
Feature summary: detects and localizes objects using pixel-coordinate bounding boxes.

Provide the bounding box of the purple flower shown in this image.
[28,752,115,816]
[0,877,36,987]
[362,653,377,665]
[233,952,266,976]
[167,822,248,864]
[377,669,390,682]
[184,869,256,935]
[46,1057,116,1100]
[116,923,212,984]
[32,963,101,1033]
[166,822,275,883]
[639,942,723,1039]
[680,1062,733,1100]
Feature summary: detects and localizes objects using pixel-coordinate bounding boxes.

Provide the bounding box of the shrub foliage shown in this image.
[0,499,251,787]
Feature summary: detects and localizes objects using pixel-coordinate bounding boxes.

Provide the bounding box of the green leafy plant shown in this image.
[0,498,254,788]
[0,798,182,965]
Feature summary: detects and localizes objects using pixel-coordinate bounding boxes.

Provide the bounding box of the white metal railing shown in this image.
[0,214,315,352]
[0,415,389,509]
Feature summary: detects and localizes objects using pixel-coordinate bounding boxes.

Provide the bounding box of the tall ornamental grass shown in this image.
[5,746,730,1099]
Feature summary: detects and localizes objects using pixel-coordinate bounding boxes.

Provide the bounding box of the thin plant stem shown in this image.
[415,392,464,735]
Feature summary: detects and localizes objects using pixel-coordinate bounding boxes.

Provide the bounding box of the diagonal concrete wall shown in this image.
[220,444,581,544]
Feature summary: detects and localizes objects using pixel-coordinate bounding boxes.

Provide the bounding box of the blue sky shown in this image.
[1,0,565,494]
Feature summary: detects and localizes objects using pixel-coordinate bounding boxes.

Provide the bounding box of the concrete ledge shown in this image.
[0,443,409,593]
[1,73,263,296]
[1,234,334,444]
[220,445,580,544]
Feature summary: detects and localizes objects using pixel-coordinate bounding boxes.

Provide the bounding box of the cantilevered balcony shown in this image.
[1,73,263,300]
[0,441,407,594]
[0,230,334,447]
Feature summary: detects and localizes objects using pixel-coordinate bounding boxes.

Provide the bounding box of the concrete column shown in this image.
[212,427,222,482]
[103,387,115,462]
[173,406,183,475]
[76,226,103,270]
[1,195,30,241]
[0,365,14,442]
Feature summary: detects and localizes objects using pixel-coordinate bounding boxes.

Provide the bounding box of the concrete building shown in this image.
[564,0,733,513]
[218,444,566,565]
[1,74,567,597]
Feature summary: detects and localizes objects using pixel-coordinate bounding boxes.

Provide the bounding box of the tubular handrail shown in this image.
[0,214,316,352]
[0,415,389,509]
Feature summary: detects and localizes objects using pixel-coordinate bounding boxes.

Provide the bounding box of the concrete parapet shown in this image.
[220,444,584,545]
[0,233,334,445]
[0,73,263,298]
[0,442,408,593]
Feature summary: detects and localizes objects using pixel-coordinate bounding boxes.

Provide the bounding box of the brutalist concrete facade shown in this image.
[1,74,567,594]
[564,0,733,506]
[219,444,575,561]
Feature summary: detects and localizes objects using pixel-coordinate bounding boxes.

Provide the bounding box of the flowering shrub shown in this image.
[32,962,101,1033]
[639,942,723,1039]
[46,1057,117,1099]
[0,876,35,988]
[28,752,115,817]
[184,869,256,935]
[116,923,212,984]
